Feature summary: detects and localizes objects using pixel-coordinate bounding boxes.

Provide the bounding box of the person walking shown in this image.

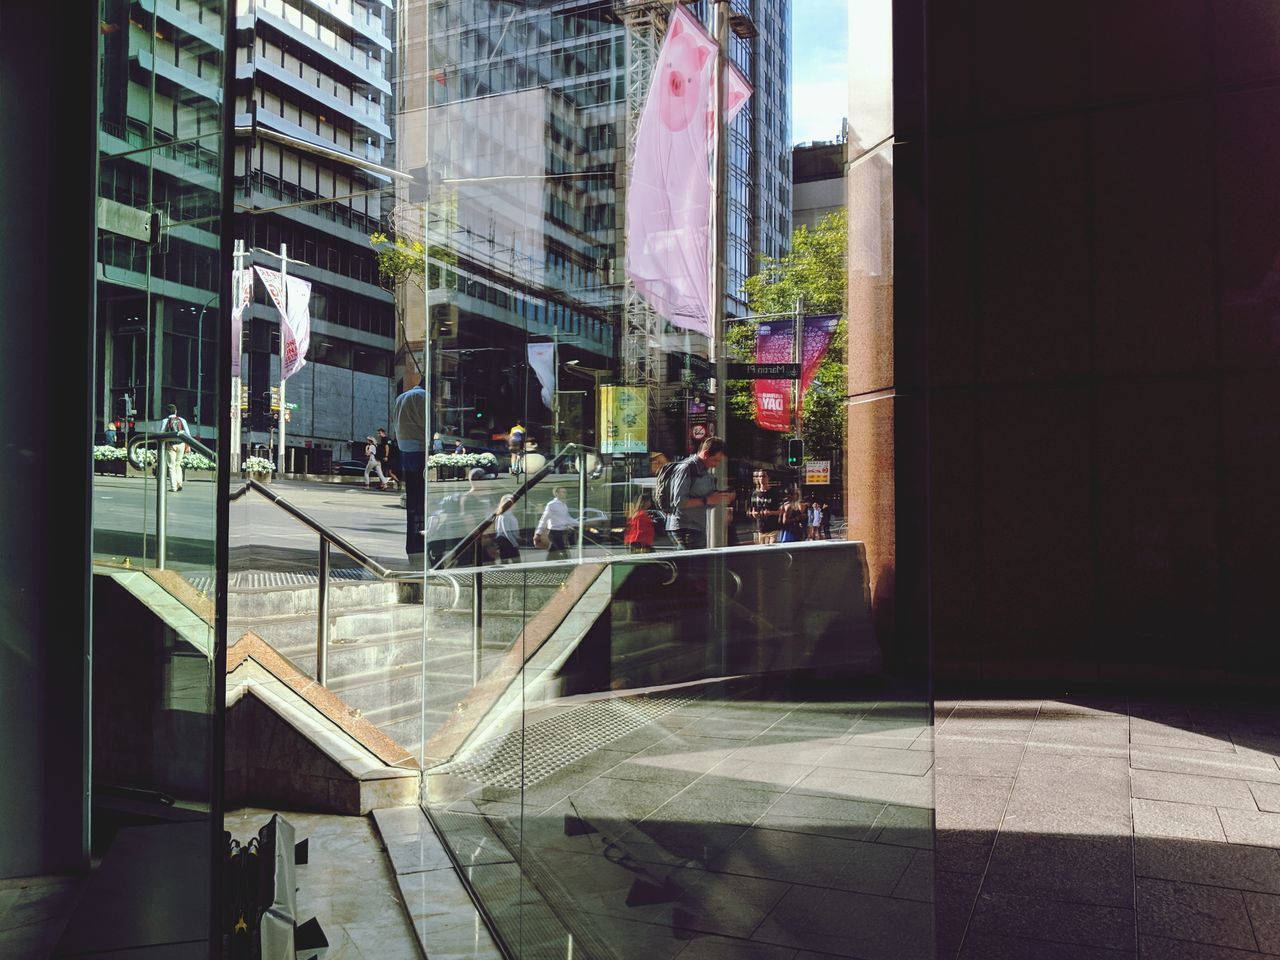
[377,427,400,490]
[778,490,807,544]
[363,435,388,490]
[807,498,823,540]
[392,382,428,564]
[533,486,576,561]
[748,469,782,545]
[623,493,656,554]
[432,432,445,454]
[162,403,189,492]
[664,436,735,551]
[493,494,522,564]
[820,500,833,540]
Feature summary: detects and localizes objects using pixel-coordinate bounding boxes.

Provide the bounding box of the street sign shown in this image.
[803,460,831,485]
[728,362,800,379]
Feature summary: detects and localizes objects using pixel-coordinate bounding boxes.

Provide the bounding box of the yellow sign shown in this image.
[803,460,831,485]
[599,385,648,454]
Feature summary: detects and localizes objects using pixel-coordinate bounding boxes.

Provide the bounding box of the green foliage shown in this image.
[369,231,426,290]
[728,210,848,458]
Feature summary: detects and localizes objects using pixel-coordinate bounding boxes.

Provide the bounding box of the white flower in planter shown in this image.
[243,456,275,475]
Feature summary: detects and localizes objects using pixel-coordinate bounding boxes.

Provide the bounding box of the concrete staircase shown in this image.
[227,571,573,755]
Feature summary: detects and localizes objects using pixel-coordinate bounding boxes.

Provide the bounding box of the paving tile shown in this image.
[934,869,982,955]
[890,849,934,903]
[958,931,1136,958]
[674,870,793,941]
[709,757,814,792]
[673,935,799,960]
[794,766,932,807]
[936,776,1014,833]
[1028,716,1131,751]
[752,886,934,960]
[1243,891,1280,955]
[966,889,1137,952]
[1135,877,1257,951]
[1131,719,1238,754]
[982,831,1135,907]
[1133,799,1228,842]
[1249,782,1280,814]
[830,839,918,897]
[1132,770,1260,811]
[936,830,994,875]
[1219,809,1280,849]
[709,826,861,887]
[1131,746,1280,785]
[819,743,935,777]
[1134,835,1280,894]
[755,792,885,842]
[935,753,1025,778]
[1138,934,1269,958]
[869,802,933,849]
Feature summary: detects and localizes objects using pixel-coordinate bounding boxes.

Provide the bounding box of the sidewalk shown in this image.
[936,698,1280,958]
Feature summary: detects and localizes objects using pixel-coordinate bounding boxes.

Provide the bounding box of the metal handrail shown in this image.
[126,429,217,570]
[231,477,462,685]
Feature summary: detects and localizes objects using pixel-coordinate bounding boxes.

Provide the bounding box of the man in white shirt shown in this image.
[533,487,576,560]
[162,403,189,492]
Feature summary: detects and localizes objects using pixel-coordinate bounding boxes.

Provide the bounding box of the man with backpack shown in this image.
[162,403,189,492]
[655,436,735,551]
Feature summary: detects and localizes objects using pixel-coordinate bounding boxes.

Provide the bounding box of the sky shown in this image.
[789,0,849,145]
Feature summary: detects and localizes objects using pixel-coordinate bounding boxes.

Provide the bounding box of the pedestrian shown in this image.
[507,422,526,476]
[377,428,400,490]
[162,403,189,492]
[363,435,388,490]
[778,489,806,543]
[748,469,782,545]
[623,493,656,554]
[807,498,823,540]
[432,432,445,454]
[104,420,118,447]
[392,381,428,564]
[493,494,522,564]
[457,467,496,565]
[664,436,735,551]
[533,486,576,561]
[820,500,833,540]
[454,439,466,455]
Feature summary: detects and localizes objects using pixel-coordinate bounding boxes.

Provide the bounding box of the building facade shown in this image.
[231,0,399,467]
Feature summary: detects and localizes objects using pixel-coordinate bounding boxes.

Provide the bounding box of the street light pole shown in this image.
[708,0,730,548]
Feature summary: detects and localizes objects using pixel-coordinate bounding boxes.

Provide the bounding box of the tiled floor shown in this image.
[425,681,936,960]
[935,699,1280,959]
[0,874,84,959]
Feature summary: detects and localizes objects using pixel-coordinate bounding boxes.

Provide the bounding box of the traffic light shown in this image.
[474,396,487,423]
[786,438,804,468]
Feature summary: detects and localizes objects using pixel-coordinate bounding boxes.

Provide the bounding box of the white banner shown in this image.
[527,342,556,411]
[254,266,312,381]
[230,268,253,378]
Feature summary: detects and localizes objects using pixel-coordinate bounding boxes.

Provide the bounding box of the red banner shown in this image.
[754,319,794,432]
[801,314,840,396]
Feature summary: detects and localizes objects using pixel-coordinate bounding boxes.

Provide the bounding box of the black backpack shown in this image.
[652,458,683,514]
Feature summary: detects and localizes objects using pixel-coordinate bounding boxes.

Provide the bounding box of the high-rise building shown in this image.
[405,0,791,447]
[230,0,399,467]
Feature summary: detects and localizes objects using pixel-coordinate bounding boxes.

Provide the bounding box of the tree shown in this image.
[729,209,848,460]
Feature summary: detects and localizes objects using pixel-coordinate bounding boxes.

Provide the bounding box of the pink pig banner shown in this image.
[625,6,752,337]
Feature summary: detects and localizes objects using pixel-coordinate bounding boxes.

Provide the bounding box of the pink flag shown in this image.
[625,6,752,336]
[800,314,840,396]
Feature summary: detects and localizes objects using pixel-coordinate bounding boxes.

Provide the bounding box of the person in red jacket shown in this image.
[623,493,656,554]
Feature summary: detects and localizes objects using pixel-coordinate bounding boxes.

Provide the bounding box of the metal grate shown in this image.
[186,567,378,594]
[478,568,572,588]
[437,694,694,789]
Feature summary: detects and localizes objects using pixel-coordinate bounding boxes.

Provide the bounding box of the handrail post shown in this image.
[471,571,483,685]
[317,536,330,685]
[156,438,168,570]
[577,450,587,561]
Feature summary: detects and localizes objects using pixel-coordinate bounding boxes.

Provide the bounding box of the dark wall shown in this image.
[914,2,1280,691]
[0,1,97,876]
